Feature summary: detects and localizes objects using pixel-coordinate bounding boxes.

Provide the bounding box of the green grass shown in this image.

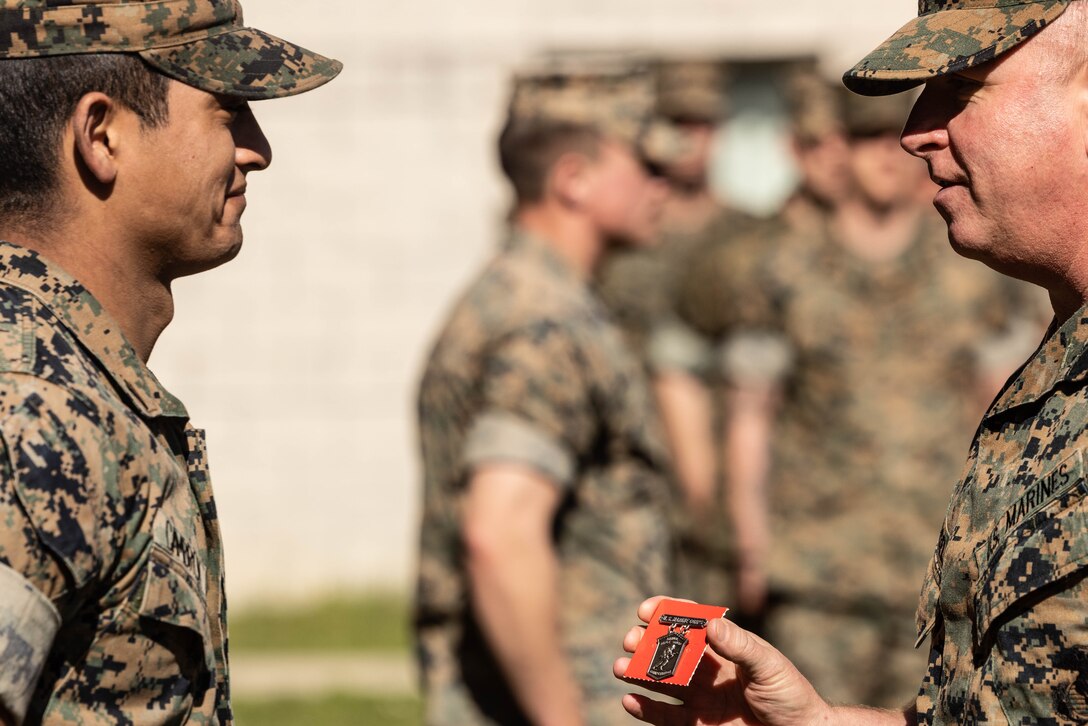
[230,593,411,654]
[234,694,421,726]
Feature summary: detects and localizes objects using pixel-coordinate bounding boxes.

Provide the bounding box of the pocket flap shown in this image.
[138,544,216,678]
[973,471,1088,645]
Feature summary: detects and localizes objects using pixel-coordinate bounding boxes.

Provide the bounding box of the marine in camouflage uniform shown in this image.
[595,59,754,610]
[617,1,1088,724]
[680,92,1041,707]
[415,58,674,725]
[0,2,340,723]
[845,0,1088,720]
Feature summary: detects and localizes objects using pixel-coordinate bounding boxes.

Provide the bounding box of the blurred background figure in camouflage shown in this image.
[413,55,674,725]
[676,84,1044,707]
[596,58,756,614]
[0,0,340,723]
[778,68,851,234]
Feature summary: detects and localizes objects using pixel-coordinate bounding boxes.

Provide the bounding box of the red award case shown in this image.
[622,599,729,687]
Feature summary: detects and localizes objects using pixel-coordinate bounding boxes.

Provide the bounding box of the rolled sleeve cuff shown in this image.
[0,563,60,723]
[648,320,714,376]
[720,331,793,385]
[463,412,576,489]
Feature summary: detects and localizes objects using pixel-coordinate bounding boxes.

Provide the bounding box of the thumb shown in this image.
[706,617,778,680]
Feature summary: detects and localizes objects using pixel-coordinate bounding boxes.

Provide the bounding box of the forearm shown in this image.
[829,705,915,726]
[725,384,775,566]
[465,503,583,724]
[653,371,717,510]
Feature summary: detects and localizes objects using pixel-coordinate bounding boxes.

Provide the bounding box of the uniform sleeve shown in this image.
[0,431,67,724]
[645,317,715,376]
[678,229,794,386]
[0,562,60,723]
[464,320,594,489]
[0,383,122,720]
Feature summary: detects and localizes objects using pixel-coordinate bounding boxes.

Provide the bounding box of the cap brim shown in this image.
[843,0,1069,96]
[140,27,342,100]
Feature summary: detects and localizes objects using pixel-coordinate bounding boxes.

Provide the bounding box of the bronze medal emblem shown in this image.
[647,615,707,681]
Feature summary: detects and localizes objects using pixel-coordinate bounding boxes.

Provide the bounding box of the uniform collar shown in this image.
[0,241,188,421]
[988,302,1088,417]
[506,228,591,291]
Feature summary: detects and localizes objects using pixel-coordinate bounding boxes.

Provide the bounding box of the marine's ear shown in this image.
[547,150,594,209]
[70,92,120,186]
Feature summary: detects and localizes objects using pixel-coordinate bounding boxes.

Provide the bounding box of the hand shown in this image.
[613,596,831,726]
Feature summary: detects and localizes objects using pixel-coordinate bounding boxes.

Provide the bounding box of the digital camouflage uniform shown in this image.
[842,0,1088,718]
[681,214,1040,707]
[0,243,231,724]
[416,232,673,725]
[914,305,1088,723]
[0,2,340,723]
[415,60,674,725]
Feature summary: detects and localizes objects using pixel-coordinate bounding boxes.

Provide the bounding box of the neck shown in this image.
[514,204,606,279]
[662,187,721,234]
[0,224,174,363]
[831,196,921,263]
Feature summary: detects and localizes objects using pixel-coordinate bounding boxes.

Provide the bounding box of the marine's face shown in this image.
[901,33,1088,282]
[123,80,272,278]
[848,129,923,211]
[583,139,668,246]
[794,131,850,208]
[663,121,716,186]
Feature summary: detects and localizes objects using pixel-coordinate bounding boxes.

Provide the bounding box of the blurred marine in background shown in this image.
[679,86,1040,706]
[0,0,340,723]
[414,57,674,725]
[596,59,755,611]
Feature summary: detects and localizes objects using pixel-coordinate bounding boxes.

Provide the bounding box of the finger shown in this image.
[637,596,669,623]
[621,693,686,725]
[613,656,631,678]
[707,617,781,681]
[637,595,695,623]
[624,624,646,653]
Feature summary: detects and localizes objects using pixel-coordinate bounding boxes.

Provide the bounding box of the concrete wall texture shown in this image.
[150,0,915,606]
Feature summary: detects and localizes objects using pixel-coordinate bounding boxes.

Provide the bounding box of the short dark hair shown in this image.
[0,53,170,227]
[497,118,601,204]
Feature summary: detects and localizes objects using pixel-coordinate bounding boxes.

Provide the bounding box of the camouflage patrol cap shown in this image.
[507,54,683,163]
[0,0,342,99]
[655,59,727,124]
[844,0,1072,96]
[787,68,844,143]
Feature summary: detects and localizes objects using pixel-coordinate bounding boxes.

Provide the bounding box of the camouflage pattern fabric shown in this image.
[680,214,1040,706]
[914,305,1088,723]
[596,205,755,368]
[0,0,342,99]
[786,68,843,145]
[0,241,230,724]
[844,0,1071,96]
[507,56,683,165]
[596,206,761,609]
[415,231,673,725]
[654,59,727,124]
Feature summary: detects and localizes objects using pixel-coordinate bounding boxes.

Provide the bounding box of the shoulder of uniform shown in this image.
[0,282,101,389]
[458,254,589,336]
[0,373,146,590]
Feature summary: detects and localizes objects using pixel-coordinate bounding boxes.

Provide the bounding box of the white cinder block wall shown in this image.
[150,0,914,607]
